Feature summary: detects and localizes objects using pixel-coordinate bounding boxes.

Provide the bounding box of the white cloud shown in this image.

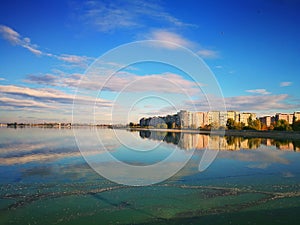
[55,54,94,67]
[280,81,292,87]
[0,24,94,67]
[246,89,271,95]
[0,25,42,55]
[197,49,219,59]
[24,74,58,85]
[0,25,21,44]
[23,45,42,55]
[225,94,291,111]
[145,30,219,57]
[147,30,194,49]
[25,71,202,96]
[0,78,6,81]
[185,94,293,112]
[79,0,195,32]
[145,30,219,59]
[0,84,116,123]
[22,70,203,123]
[0,97,55,109]
[0,85,112,107]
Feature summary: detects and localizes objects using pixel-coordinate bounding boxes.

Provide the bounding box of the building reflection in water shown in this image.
[139,130,300,151]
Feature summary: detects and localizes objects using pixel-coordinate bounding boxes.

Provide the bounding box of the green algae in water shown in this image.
[0,185,287,225]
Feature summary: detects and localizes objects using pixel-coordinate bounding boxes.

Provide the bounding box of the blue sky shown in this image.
[0,0,299,123]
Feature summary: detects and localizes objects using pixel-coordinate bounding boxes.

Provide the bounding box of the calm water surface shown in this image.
[0,127,300,225]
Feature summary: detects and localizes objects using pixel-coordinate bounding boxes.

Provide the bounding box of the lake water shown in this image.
[0,127,300,225]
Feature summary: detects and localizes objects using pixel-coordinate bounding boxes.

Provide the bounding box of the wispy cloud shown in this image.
[55,54,94,68]
[246,89,271,95]
[78,0,195,33]
[185,94,293,112]
[280,81,292,87]
[146,30,195,49]
[145,29,219,57]
[0,24,94,67]
[0,85,112,107]
[0,78,6,81]
[197,49,219,59]
[0,97,55,109]
[25,74,58,85]
[24,71,202,96]
[225,94,291,111]
[0,25,42,55]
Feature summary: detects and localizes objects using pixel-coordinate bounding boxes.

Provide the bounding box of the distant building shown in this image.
[203,112,209,127]
[139,117,149,127]
[206,111,227,128]
[219,111,227,127]
[178,110,189,128]
[275,113,293,124]
[165,114,180,128]
[239,113,257,126]
[294,112,300,122]
[177,110,205,129]
[192,112,204,129]
[227,111,239,122]
[149,116,165,127]
[259,116,271,127]
[139,110,300,130]
[208,111,219,127]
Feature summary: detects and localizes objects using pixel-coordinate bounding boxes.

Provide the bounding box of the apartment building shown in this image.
[259,116,272,127]
[275,113,294,124]
[294,112,300,121]
[239,113,257,126]
[140,110,300,129]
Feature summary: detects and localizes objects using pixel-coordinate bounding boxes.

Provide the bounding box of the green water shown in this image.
[0,128,300,224]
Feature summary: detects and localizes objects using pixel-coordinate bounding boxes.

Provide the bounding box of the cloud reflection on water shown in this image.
[0,128,299,169]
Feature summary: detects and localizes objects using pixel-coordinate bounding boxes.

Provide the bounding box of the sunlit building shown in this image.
[178,110,207,129]
[294,112,300,121]
[192,112,204,129]
[239,113,257,126]
[140,110,300,130]
[227,111,240,122]
[275,113,294,124]
[207,111,227,127]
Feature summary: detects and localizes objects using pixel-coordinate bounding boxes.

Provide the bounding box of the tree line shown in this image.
[226,116,300,131]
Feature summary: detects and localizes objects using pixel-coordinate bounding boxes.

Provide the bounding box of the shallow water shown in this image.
[0,127,300,225]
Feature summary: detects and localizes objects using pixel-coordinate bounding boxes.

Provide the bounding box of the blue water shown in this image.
[0,127,300,225]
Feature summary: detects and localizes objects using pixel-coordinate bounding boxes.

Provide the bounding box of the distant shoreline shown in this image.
[2,125,300,140]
